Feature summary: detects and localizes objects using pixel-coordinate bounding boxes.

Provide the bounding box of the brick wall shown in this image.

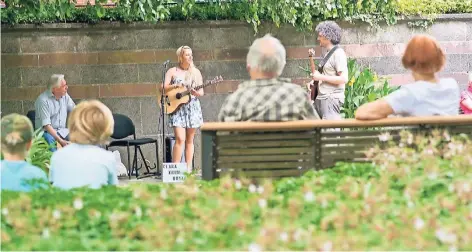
[2,15,471,170]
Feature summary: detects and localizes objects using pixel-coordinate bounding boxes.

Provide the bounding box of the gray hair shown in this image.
[48,74,65,90]
[315,21,342,45]
[246,34,286,77]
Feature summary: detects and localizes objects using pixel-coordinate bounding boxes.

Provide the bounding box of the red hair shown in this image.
[402,35,445,74]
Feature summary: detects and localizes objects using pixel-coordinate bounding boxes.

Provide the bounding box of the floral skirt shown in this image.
[168,98,203,128]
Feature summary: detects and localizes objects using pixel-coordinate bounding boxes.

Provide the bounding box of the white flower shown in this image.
[52,210,61,219]
[321,241,333,252]
[304,191,315,202]
[135,207,142,218]
[160,189,168,199]
[378,132,391,142]
[448,184,455,192]
[414,217,425,230]
[257,186,264,194]
[435,229,457,244]
[321,199,328,208]
[2,208,8,216]
[258,199,267,209]
[248,184,257,193]
[73,198,83,210]
[42,228,50,239]
[428,172,438,180]
[248,243,262,252]
[234,180,242,190]
[279,232,289,242]
[407,135,413,145]
[462,183,470,192]
[176,236,184,244]
[293,229,302,241]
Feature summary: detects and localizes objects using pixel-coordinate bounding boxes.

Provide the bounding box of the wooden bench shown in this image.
[200,115,472,180]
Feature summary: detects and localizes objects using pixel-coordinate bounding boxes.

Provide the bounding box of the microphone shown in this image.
[163,60,170,67]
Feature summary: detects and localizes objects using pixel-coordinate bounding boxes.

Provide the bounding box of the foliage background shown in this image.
[3,0,471,32]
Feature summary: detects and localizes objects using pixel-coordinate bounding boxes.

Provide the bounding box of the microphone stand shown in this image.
[161,60,170,174]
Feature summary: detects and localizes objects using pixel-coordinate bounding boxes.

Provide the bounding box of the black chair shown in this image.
[26,110,36,128]
[105,113,160,179]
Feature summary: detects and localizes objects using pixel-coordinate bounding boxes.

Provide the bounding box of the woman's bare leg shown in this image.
[185,128,197,173]
[172,127,186,163]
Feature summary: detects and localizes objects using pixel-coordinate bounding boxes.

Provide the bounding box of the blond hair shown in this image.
[1,113,34,155]
[68,100,114,145]
[176,45,201,88]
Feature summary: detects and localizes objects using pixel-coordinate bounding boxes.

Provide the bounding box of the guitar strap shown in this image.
[317,45,340,74]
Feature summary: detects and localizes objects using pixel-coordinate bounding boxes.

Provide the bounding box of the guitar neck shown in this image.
[193,80,215,90]
[180,80,217,96]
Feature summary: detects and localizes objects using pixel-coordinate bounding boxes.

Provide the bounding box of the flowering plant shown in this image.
[1,131,471,251]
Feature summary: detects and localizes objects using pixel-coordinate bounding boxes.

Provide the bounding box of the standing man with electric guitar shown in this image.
[161,45,204,173]
[308,21,349,120]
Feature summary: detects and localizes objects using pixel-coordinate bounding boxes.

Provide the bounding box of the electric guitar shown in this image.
[157,76,223,115]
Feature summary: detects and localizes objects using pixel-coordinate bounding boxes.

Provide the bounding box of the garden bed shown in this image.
[1,130,471,250]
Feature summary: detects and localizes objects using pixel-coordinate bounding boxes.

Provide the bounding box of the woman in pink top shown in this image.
[460,72,472,115]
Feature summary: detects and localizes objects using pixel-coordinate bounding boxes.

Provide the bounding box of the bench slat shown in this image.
[218,147,313,156]
[218,154,313,163]
[217,161,313,170]
[217,132,313,141]
[217,139,313,148]
[218,168,310,178]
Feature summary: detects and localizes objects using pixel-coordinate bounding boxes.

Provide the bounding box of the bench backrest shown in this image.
[200,116,472,180]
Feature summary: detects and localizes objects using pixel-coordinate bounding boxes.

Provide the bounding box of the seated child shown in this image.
[49,100,119,189]
[1,113,48,192]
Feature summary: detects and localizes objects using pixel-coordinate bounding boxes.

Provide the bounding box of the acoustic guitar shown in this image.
[308,48,318,101]
[157,76,223,115]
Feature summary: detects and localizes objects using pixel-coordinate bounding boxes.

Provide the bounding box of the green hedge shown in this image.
[1,0,397,32]
[2,0,471,32]
[2,130,471,250]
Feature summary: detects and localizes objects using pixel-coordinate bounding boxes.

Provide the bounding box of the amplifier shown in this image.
[165,136,186,163]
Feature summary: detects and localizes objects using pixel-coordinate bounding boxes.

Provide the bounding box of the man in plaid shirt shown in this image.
[218,34,319,122]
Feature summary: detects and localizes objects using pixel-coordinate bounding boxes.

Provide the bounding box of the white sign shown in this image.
[162,163,187,183]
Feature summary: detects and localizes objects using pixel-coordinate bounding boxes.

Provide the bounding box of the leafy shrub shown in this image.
[2,131,471,250]
[1,0,398,32]
[342,59,399,118]
[397,0,472,16]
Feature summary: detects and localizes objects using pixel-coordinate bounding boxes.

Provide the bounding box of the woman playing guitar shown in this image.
[162,45,204,173]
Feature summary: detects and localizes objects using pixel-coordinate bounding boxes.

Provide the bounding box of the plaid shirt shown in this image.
[218,78,320,122]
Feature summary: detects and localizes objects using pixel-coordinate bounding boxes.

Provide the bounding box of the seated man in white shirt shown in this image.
[34,74,76,151]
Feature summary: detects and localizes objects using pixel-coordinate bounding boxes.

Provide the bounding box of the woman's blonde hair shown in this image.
[1,113,34,155]
[176,45,201,88]
[68,100,114,145]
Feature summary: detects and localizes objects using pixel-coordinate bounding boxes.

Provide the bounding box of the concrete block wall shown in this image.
[2,15,471,171]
